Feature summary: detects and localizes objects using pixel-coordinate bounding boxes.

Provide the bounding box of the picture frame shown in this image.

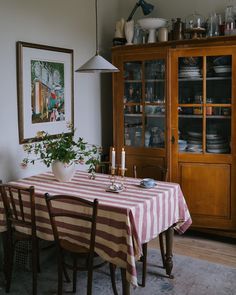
[17,41,74,143]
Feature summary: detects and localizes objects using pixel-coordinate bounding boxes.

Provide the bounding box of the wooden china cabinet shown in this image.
[112,36,236,237]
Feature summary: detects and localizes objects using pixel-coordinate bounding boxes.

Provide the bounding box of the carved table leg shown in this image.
[165,226,174,279]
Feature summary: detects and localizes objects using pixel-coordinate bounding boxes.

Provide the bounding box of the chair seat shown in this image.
[60,239,89,254]
[15,231,32,241]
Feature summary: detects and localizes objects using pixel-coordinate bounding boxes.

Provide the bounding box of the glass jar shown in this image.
[134,129,142,146]
[206,98,213,115]
[225,6,235,35]
[186,12,204,29]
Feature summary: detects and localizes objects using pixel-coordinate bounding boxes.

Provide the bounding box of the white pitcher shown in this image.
[125,20,134,45]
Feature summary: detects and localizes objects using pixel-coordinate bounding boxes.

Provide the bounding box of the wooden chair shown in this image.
[0,184,39,294]
[45,193,116,295]
[133,164,168,287]
[95,147,112,174]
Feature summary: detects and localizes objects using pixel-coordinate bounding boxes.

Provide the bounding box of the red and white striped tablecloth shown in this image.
[0,170,192,286]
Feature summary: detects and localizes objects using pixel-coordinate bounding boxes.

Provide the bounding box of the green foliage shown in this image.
[21,125,101,178]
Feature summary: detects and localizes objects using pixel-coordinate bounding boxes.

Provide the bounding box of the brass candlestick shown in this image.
[109,167,117,188]
[119,167,127,188]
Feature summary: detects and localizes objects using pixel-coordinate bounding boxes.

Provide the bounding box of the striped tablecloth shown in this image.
[0,170,192,286]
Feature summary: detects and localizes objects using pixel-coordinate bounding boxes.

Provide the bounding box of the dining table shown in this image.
[0,169,192,294]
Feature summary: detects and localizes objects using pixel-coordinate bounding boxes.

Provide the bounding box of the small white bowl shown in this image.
[137,18,168,30]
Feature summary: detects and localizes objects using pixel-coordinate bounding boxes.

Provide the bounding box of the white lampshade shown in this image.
[75,0,119,73]
[76,54,119,73]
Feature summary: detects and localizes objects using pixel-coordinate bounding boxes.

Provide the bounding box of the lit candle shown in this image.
[111,147,116,169]
[121,148,125,170]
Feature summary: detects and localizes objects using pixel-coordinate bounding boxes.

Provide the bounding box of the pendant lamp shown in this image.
[75,0,119,73]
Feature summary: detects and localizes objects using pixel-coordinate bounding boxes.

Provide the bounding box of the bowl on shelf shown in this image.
[213,65,231,74]
[137,18,168,43]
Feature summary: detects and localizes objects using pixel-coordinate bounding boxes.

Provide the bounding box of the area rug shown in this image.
[0,246,235,295]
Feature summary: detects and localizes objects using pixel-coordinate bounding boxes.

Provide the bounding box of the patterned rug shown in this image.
[0,244,236,295]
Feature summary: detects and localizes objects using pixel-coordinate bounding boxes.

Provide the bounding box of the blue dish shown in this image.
[140,178,157,188]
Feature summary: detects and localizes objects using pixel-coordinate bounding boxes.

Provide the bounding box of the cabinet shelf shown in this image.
[178,76,231,82]
[145,79,165,82]
[179,114,231,119]
[124,80,142,83]
[124,114,166,118]
[124,113,142,117]
[146,114,165,118]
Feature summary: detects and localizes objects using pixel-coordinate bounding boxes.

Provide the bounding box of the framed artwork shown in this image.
[17,41,74,143]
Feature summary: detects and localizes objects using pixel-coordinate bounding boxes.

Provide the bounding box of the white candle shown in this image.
[111,147,116,169]
[121,148,125,170]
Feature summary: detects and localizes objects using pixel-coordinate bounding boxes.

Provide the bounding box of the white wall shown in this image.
[0,0,119,182]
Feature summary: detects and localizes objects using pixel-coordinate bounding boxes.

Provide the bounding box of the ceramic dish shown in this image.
[188,131,202,138]
[214,66,231,73]
[105,184,124,193]
[139,183,157,189]
[207,148,229,154]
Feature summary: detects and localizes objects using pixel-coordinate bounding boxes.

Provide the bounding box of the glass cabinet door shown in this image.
[123,59,166,149]
[178,55,231,154]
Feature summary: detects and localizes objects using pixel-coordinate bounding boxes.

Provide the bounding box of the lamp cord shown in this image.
[95,0,99,55]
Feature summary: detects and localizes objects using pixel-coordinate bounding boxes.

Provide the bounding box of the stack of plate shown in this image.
[179,66,201,78]
[186,131,202,152]
[213,65,231,76]
[206,133,230,153]
[186,131,230,153]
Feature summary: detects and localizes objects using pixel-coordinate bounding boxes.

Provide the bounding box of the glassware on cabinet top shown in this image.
[225,5,235,35]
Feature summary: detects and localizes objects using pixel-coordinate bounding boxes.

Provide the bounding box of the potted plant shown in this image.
[21,124,101,181]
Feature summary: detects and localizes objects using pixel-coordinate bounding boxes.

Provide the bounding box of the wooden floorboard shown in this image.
[149,231,236,268]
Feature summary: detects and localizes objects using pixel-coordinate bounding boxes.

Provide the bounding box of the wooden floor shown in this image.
[149,231,236,268]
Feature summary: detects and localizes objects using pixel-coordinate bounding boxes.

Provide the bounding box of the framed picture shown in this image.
[17,41,74,143]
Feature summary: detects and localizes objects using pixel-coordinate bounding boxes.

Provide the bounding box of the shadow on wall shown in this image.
[100,74,113,157]
[0,149,19,182]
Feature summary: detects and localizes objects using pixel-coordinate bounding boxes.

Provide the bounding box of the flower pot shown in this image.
[51,161,75,182]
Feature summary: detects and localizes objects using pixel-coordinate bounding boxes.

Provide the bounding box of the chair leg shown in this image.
[139,243,147,287]
[109,263,118,295]
[36,238,40,273]
[58,257,63,295]
[72,256,77,293]
[87,260,94,295]
[32,238,38,295]
[63,264,71,283]
[5,234,14,293]
[159,233,166,268]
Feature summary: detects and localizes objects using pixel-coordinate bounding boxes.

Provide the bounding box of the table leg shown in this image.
[165,226,174,279]
[120,268,130,295]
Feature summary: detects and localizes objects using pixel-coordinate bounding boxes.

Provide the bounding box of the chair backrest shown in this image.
[0,184,36,236]
[133,164,168,181]
[95,146,113,174]
[45,194,98,256]
[95,162,110,174]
